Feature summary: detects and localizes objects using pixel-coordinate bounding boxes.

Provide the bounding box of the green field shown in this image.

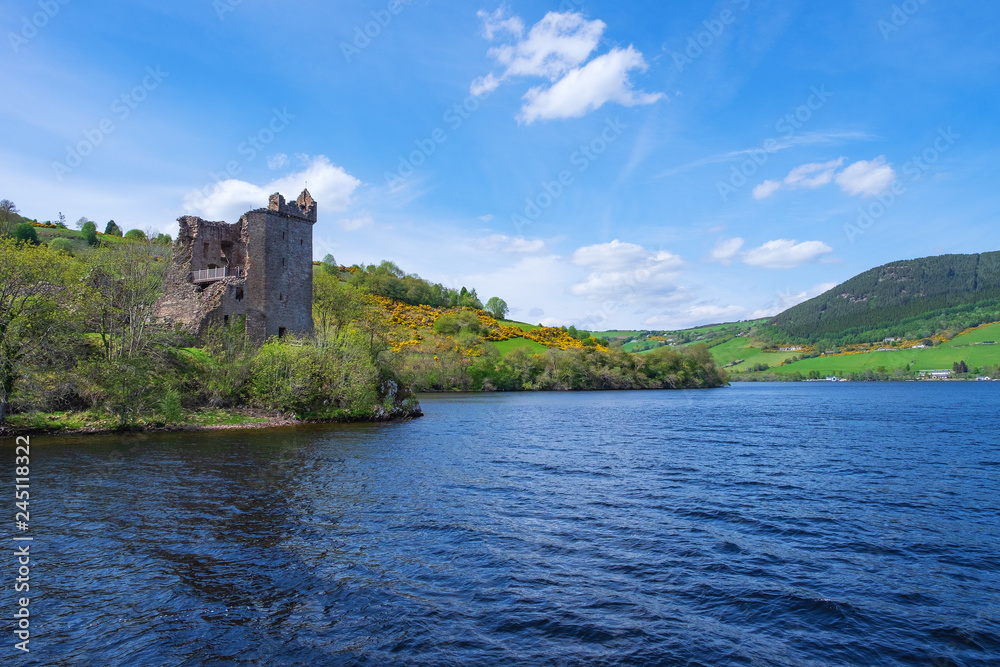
[703,337,804,371]
[492,338,548,354]
[593,330,639,339]
[500,320,540,332]
[769,322,1000,375]
[36,226,128,254]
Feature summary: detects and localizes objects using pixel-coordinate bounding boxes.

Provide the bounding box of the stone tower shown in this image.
[155,190,317,342]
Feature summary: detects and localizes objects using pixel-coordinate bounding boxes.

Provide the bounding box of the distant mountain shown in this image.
[770,251,1000,344]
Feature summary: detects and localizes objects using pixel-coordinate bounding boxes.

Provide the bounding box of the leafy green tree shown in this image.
[48,238,74,255]
[14,223,38,246]
[124,229,147,242]
[75,216,91,230]
[154,233,172,246]
[0,199,19,237]
[0,240,68,423]
[485,296,509,320]
[56,212,67,229]
[84,242,170,426]
[313,271,364,350]
[81,220,98,246]
[321,253,338,274]
[104,220,123,237]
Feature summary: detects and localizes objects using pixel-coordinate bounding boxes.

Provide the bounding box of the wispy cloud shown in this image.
[654,131,875,180]
[753,155,897,199]
[473,9,663,124]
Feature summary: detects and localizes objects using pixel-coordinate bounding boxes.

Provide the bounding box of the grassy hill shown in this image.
[768,322,1000,378]
[770,251,1000,345]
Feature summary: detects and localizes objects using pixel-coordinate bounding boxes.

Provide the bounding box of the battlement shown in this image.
[267,189,317,223]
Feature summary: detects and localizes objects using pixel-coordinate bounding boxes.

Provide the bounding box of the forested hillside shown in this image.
[770,251,1000,345]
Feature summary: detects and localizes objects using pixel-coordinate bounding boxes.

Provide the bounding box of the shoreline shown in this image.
[0,409,424,439]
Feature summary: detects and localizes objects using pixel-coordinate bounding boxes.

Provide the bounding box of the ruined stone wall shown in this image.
[155,191,316,342]
[156,215,250,335]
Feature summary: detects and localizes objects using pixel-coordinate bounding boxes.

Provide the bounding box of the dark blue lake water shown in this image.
[12,383,1000,665]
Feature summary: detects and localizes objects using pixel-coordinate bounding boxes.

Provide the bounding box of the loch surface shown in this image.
[18,383,1000,665]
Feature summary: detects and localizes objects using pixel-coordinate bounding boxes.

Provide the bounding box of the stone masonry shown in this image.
[155,190,317,342]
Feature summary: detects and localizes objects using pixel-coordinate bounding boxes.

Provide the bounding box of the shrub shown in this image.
[433,311,481,335]
[48,237,74,255]
[160,389,183,423]
[14,223,38,245]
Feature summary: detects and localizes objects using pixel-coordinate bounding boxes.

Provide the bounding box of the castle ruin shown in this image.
[156,190,317,341]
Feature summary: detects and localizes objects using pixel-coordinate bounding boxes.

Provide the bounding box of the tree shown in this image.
[485,296,509,320]
[104,220,123,237]
[57,212,67,229]
[13,223,38,246]
[124,229,147,242]
[953,360,969,374]
[75,216,91,230]
[153,233,172,246]
[0,199,19,237]
[0,239,68,423]
[321,253,338,274]
[313,271,363,351]
[49,238,74,255]
[81,220,98,246]
[84,242,170,426]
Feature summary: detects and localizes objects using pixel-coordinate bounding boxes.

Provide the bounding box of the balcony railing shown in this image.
[192,266,243,283]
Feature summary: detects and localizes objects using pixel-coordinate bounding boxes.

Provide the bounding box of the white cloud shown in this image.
[338,213,373,231]
[267,153,289,170]
[477,7,525,40]
[570,240,684,300]
[518,47,664,124]
[783,158,845,189]
[753,156,895,200]
[478,234,547,254]
[752,180,782,200]
[470,73,500,96]
[753,158,845,199]
[183,155,361,222]
[488,11,604,81]
[742,239,834,269]
[835,156,896,197]
[473,11,662,123]
[708,237,745,265]
[750,282,838,318]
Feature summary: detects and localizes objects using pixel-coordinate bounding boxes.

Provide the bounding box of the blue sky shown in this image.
[2,0,998,329]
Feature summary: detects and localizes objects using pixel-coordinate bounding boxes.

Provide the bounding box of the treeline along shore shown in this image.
[0,218,726,435]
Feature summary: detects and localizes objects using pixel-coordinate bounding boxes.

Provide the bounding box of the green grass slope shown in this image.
[770,322,1000,376]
